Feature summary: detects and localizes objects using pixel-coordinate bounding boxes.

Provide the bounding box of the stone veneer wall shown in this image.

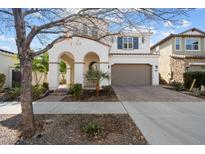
[170,57,185,82]
[170,57,205,83]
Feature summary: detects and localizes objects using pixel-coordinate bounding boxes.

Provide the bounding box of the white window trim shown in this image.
[175,37,181,51]
[185,37,200,51]
[122,37,134,50]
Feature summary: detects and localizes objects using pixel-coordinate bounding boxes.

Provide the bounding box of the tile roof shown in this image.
[109,53,159,56]
[171,54,205,59]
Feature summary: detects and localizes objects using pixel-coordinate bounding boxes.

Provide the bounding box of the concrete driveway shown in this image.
[113,86,205,144]
[113,86,204,102]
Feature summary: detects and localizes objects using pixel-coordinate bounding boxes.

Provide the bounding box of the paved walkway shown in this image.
[0,101,126,114]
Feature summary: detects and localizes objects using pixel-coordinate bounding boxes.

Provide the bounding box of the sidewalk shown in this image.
[0,101,126,114]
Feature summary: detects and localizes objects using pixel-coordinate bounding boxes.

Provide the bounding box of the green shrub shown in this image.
[32,85,45,100]
[69,83,82,100]
[0,73,6,92]
[200,91,205,97]
[42,82,49,91]
[6,87,20,101]
[192,88,201,96]
[159,73,168,85]
[82,122,102,137]
[12,81,20,88]
[171,81,184,91]
[183,71,205,89]
[102,85,112,96]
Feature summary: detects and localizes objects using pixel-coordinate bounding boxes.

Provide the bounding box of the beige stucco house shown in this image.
[0,49,47,88]
[0,49,18,88]
[1,22,159,90]
[48,26,159,90]
[151,28,205,83]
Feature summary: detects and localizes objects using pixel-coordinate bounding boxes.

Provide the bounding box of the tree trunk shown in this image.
[20,57,35,135]
[96,82,100,96]
[12,9,35,137]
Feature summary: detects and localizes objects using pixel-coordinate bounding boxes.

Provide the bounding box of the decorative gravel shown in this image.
[0,114,21,145]
[0,114,147,145]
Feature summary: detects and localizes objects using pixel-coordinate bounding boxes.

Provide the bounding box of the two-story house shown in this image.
[47,24,159,90]
[151,28,205,84]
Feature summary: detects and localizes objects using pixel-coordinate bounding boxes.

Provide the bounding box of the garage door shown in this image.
[111,64,152,86]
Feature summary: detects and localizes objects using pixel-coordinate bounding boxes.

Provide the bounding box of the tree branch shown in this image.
[0,9,12,15]
[32,36,68,57]
[23,9,39,17]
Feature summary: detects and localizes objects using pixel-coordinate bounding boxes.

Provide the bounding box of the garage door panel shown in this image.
[111,64,151,86]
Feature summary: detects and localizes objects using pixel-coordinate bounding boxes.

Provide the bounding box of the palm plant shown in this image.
[32,53,49,85]
[85,69,109,96]
[59,61,67,84]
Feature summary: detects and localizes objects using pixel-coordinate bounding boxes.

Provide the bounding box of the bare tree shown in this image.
[0,8,191,137]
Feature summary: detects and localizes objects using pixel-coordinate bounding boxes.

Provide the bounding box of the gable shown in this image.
[180,28,205,35]
[182,30,203,35]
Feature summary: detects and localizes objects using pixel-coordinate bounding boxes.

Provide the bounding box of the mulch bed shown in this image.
[0,114,147,145]
[61,89,119,102]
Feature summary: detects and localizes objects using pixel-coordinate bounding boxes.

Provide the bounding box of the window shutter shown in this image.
[133,37,139,49]
[117,37,123,49]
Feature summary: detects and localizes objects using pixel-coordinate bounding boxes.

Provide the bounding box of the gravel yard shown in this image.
[0,114,147,145]
[0,115,21,144]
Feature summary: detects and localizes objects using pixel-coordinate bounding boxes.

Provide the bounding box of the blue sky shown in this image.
[0,9,205,53]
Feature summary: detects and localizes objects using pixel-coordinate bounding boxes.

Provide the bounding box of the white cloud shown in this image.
[151,29,174,45]
[177,19,192,28]
[0,35,15,43]
[181,19,191,27]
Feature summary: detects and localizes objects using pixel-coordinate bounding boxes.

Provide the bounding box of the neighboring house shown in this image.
[0,49,18,88]
[151,28,205,83]
[0,49,47,88]
[48,24,159,90]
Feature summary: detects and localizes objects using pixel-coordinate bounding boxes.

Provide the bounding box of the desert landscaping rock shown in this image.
[0,114,147,145]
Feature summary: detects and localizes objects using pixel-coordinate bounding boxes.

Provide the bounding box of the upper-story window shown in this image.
[117,36,139,50]
[185,38,199,51]
[123,37,133,49]
[175,38,181,51]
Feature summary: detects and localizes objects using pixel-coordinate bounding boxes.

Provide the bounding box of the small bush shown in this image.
[6,87,20,101]
[12,81,20,88]
[69,83,82,100]
[183,71,205,89]
[32,85,45,101]
[200,91,205,97]
[0,73,6,92]
[171,81,184,91]
[82,122,102,137]
[192,88,201,96]
[159,73,168,85]
[42,82,49,91]
[102,85,112,96]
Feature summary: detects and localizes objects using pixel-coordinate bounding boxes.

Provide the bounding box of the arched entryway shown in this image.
[83,52,100,88]
[58,52,75,88]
